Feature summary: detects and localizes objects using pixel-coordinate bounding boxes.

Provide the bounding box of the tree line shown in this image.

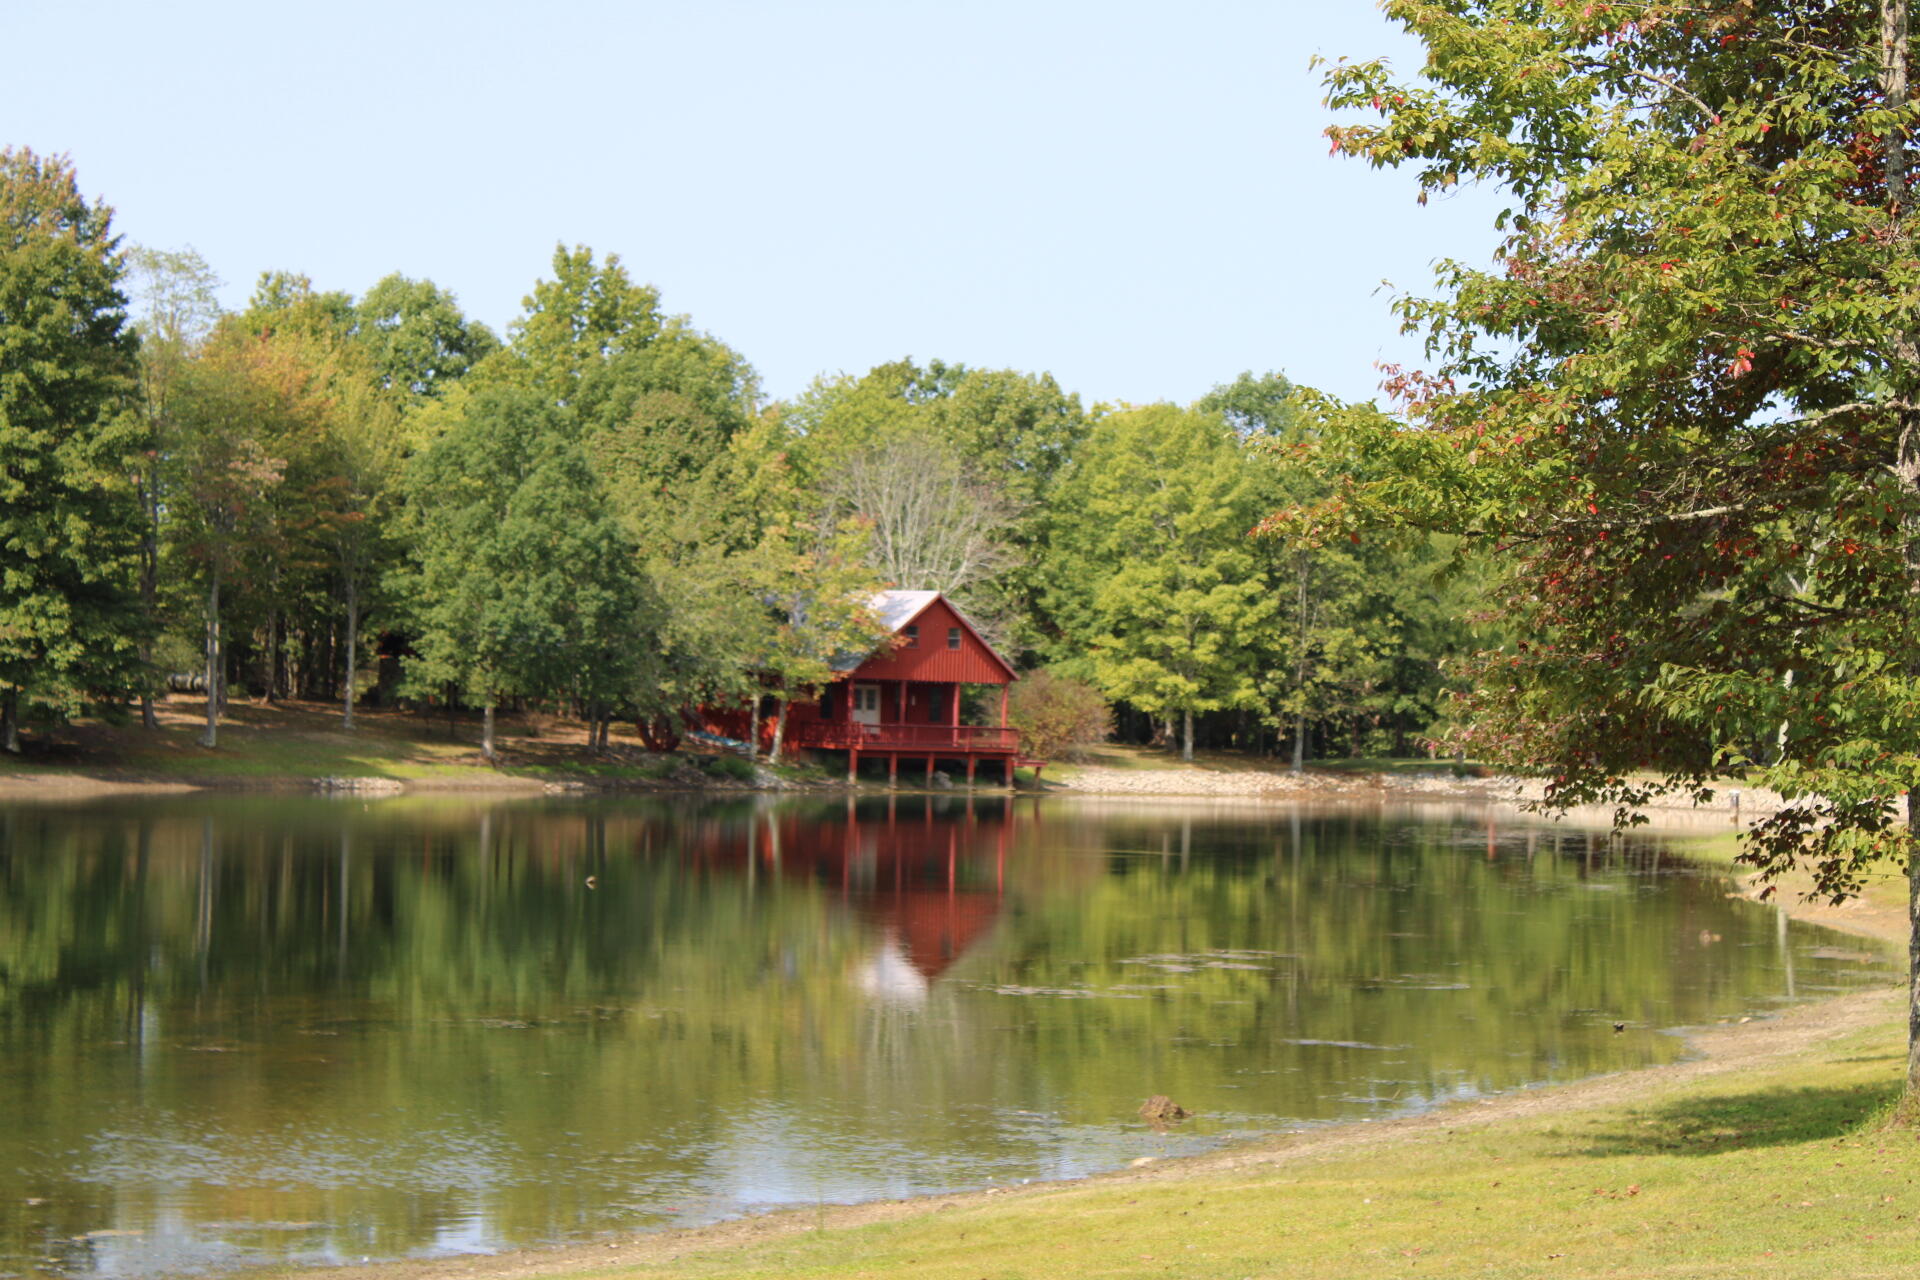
[0,146,1487,763]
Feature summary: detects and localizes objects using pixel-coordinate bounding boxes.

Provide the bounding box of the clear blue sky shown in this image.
[5,1,1506,410]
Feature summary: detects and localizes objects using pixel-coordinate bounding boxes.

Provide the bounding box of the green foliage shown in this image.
[1253,391,1495,761]
[507,244,664,393]
[1043,404,1276,759]
[700,752,757,781]
[353,273,500,400]
[746,509,889,753]
[783,358,1088,643]
[1305,0,1920,905]
[0,148,147,728]
[1005,667,1111,760]
[7,162,1482,776]
[1198,368,1301,439]
[461,244,768,721]
[401,385,660,717]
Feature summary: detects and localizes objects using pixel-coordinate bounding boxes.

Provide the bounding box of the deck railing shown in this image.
[787,722,1021,752]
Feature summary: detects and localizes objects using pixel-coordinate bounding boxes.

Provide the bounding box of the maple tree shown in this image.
[1292,1,1920,1093]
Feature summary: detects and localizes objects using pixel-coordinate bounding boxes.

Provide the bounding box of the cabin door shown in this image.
[851,683,882,726]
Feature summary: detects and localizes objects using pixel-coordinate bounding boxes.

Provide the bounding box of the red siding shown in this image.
[847,598,1014,685]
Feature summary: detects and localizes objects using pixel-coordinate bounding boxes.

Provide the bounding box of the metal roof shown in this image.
[827,590,1016,679]
[871,590,941,633]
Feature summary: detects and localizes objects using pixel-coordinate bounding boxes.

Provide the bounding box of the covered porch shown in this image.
[785,677,1041,785]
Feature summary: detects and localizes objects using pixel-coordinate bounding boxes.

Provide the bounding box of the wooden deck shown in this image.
[786,723,1021,752]
[785,721,1040,784]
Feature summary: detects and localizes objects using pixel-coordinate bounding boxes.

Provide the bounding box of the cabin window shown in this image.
[903,624,918,647]
[947,627,961,650]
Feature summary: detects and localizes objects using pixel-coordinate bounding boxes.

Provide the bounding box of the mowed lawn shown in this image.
[541,995,1917,1280]
[0,696,684,785]
[332,846,1915,1280]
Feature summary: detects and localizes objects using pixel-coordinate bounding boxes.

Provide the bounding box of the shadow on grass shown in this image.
[1572,1081,1902,1156]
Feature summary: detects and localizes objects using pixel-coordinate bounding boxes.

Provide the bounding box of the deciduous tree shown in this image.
[402,386,658,760]
[0,149,146,749]
[1305,0,1920,1095]
[1046,404,1274,761]
[126,246,224,727]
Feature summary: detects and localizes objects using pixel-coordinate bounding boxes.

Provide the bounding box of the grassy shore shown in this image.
[0,705,1481,799]
[624,1005,1912,1280]
[236,828,1916,1280]
[0,696,805,794]
[287,995,1919,1280]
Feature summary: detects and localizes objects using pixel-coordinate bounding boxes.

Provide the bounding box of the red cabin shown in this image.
[705,590,1043,784]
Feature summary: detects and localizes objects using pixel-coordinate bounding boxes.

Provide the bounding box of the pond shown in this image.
[0,793,1894,1276]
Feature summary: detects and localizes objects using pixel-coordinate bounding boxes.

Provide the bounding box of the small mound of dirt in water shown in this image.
[1139,1095,1191,1122]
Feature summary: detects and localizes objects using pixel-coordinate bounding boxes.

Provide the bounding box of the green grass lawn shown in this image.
[0,697,694,787]
[517,993,1916,1280]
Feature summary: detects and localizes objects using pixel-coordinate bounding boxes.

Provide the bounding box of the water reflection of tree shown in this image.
[0,797,1888,1273]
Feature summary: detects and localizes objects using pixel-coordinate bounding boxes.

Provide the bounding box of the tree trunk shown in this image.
[772,696,790,763]
[139,479,159,730]
[201,568,221,748]
[1,688,18,755]
[1887,0,1911,211]
[265,607,280,704]
[1181,708,1194,763]
[748,695,763,759]
[342,575,358,730]
[1882,0,1920,1103]
[322,620,337,702]
[1291,554,1311,774]
[482,701,496,763]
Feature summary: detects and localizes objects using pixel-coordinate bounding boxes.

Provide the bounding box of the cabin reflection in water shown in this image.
[689,796,1015,1005]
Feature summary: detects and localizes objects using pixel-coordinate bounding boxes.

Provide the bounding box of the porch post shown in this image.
[966,756,977,787]
[849,749,859,783]
[897,679,908,725]
[952,683,961,726]
[889,753,899,787]
[926,754,936,781]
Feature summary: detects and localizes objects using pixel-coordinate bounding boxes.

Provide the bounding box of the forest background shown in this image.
[0,147,1493,768]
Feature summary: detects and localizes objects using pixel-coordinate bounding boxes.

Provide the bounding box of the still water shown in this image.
[0,794,1895,1276]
